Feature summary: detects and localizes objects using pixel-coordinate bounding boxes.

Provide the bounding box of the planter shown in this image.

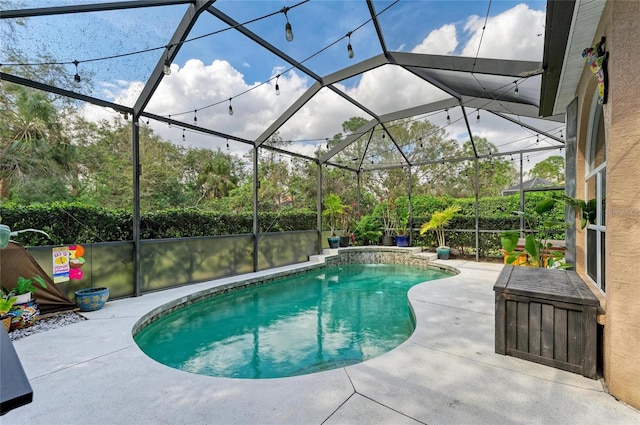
[9,300,39,331]
[339,236,350,247]
[382,235,395,246]
[395,235,409,247]
[2,315,11,332]
[327,236,340,249]
[436,246,451,260]
[75,287,109,312]
[14,292,33,304]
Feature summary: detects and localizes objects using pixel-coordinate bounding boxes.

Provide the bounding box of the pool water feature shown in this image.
[134,263,451,379]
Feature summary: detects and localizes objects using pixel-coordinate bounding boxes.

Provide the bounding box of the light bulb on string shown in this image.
[446,109,451,124]
[182,129,186,142]
[73,60,81,83]
[476,110,480,123]
[536,134,539,144]
[194,110,198,125]
[168,115,171,128]
[347,32,354,59]
[514,81,519,97]
[163,47,171,76]
[283,8,294,42]
[527,156,530,163]
[560,130,564,138]
[228,98,234,116]
[226,139,229,150]
[275,74,280,96]
[382,133,385,139]
[419,137,423,148]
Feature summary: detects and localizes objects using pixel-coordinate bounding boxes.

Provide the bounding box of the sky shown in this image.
[1,0,563,170]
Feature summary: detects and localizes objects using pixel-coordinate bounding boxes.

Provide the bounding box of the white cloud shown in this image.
[461,4,545,60]
[411,24,458,55]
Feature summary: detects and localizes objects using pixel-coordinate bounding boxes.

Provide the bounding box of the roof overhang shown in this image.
[540,0,606,117]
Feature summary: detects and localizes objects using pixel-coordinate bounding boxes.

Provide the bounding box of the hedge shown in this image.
[0,202,316,246]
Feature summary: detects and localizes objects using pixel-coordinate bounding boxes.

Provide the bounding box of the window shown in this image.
[584,95,606,293]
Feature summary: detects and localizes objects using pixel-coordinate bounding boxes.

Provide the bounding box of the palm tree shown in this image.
[419,205,461,248]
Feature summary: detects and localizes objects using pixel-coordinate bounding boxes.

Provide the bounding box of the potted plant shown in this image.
[379,197,398,246]
[419,205,461,259]
[500,197,568,268]
[0,292,18,332]
[2,275,47,330]
[323,193,344,249]
[396,211,410,247]
[338,203,354,247]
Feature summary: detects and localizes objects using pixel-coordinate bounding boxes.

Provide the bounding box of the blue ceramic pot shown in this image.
[436,247,451,260]
[396,235,409,247]
[75,287,109,311]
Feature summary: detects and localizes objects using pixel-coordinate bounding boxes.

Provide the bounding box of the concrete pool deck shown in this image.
[4,259,640,424]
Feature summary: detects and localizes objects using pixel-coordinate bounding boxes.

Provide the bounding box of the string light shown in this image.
[476,110,480,123]
[275,74,280,96]
[182,129,186,142]
[347,32,354,59]
[536,134,539,144]
[446,109,451,124]
[419,137,423,148]
[168,115,171,127]
[73,60,81,83]
[228,98,234,116]
[527,156,530,163]
[560,130,564,138]
[514,81,519,97]
[226,139,230,150]
[382,133,386,139]
[283,7,294,42]
[163,47,171,76]
[193,110,198,125]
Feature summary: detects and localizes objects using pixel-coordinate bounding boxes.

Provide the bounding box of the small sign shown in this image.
[52,246,70,283]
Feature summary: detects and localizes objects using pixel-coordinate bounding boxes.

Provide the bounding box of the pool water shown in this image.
[134,263,450,379]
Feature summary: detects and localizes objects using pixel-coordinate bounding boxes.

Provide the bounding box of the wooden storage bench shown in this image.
[494,265,599,378]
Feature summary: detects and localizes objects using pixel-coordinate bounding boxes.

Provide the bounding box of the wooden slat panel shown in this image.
[506,300,517,350]
[495,293,506,354]
[529,302,542,356]
[541,304,554,359]
[567,310,583,365]
[554,309,568,362]
[516,302,529,351]
[582,306,598,378]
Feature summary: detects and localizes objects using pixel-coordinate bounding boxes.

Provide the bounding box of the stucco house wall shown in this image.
[573,0,640,409]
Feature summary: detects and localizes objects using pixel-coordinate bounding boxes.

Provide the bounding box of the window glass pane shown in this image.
[589,103,606,171]
[587,229,597,281]
[601,170,606,226]
[586,175,598,225]
[600,232,606,293]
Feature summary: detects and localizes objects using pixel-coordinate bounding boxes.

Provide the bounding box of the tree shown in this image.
[458,137,517,197]
[529,155,565,184]
[0,83,75,201]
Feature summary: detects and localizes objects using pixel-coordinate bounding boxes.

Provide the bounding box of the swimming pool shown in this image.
[134,263,451,378]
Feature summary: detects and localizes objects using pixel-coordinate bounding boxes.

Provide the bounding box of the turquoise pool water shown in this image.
[134,263,450,379]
